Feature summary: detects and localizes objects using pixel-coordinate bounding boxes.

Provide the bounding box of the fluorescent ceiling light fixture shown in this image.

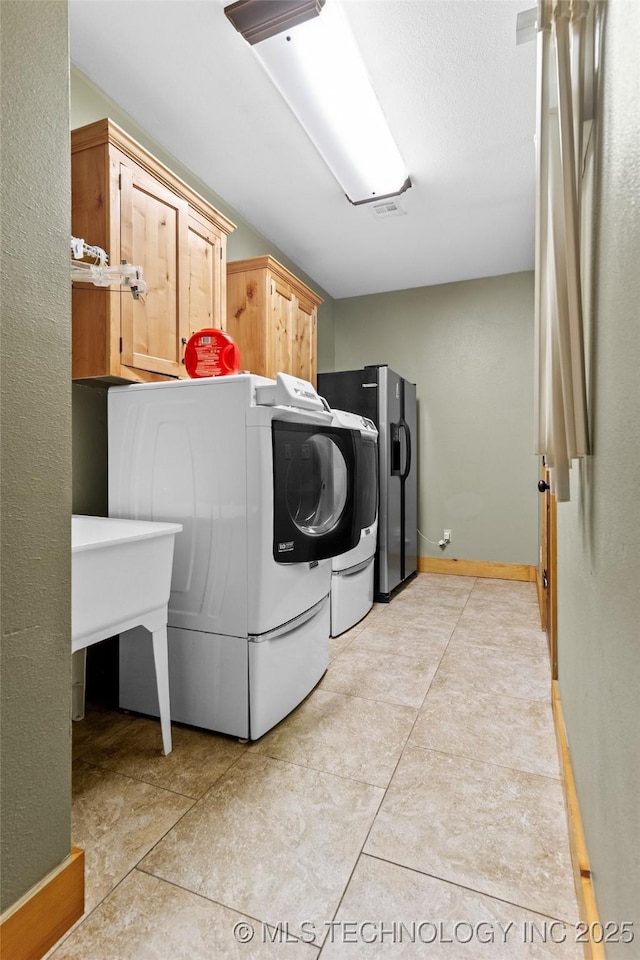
[224,0,411,205]
[224,0,325,44]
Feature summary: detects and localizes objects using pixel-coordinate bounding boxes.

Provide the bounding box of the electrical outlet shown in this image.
[444,529,451,543]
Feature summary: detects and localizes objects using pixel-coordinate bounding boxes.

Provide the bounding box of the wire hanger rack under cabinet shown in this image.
[70,236,147,299]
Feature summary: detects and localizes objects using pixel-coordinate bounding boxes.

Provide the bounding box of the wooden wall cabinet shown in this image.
[71,119,235,382]
[226,256,323,385]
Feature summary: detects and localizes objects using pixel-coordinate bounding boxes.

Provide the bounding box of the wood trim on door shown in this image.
[538,461,558,678]
[548,488,558,679]
[552,682,604,960]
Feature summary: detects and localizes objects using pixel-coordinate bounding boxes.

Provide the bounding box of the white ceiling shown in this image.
[69,0,537,300]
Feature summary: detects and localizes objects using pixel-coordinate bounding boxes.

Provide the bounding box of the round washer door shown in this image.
[272,419,359,564]
[287,432,348,536]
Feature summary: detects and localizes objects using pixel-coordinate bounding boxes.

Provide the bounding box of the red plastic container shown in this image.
[184,328,241,378]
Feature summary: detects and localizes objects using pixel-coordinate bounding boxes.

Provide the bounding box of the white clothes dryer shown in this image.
[108,373,360,739]
[328,409,379,636]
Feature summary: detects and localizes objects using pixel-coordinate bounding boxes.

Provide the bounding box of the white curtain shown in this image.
[534,0,598,501]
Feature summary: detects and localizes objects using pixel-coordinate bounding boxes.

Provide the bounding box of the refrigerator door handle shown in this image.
[390,423,402,476]
[391,419,411,478]
[399,419,412,480]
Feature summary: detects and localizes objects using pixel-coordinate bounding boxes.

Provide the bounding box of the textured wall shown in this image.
[557,2,640,945]
[0,1,72,911]
[332,272,539,565]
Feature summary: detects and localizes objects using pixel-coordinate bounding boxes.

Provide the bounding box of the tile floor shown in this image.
[49,574,582,958]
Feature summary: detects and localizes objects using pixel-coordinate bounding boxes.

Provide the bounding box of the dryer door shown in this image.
[359,435,379,530]
[272,419,359,563]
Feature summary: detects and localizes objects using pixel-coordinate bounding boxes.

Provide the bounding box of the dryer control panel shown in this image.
[255,372,328,412]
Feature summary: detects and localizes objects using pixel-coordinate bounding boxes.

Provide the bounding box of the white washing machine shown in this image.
[329,410,379,636]
[108,373,360,739]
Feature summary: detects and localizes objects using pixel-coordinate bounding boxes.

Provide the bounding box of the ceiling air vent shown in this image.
[371,199,407,219]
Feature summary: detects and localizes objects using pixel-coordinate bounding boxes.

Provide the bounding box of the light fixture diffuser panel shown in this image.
[253,1,410,204]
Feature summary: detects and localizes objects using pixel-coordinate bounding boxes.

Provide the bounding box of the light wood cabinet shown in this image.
[71,119,235,382]
[226,256,322,385]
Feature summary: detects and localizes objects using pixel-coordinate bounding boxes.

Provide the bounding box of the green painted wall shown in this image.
[0,0,72,911]
[332,272,539,565]
[557,2,640,944]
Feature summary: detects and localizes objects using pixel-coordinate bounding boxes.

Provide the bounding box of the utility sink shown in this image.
[71,515,182,754]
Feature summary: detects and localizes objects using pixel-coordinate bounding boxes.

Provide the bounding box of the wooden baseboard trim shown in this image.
[536,568,547,630]
[417,556,537,582]
[551,682,604,960]
[0,846,84,960]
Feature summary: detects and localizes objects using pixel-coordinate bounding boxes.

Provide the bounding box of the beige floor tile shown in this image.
[410,572,476,592]
[364,744,579,924]
[351,620,452,660]
[410,678,560,778]
[72,761,193,912]
[78,715,247,798]
[459,594,541,629]
[450,621,548,654]
[56,573,578,958]
[433,638,551,702]
[321,855,582,958]
[470,578,539,599]
[48,869,317,959]
[367,602,386,620]
[398,576,467,596]
[248,688,416,787]
[372,604,460,636]
[384,586,463,607]
[329,604,384,660]
[329,627,360,662]
[72,702,137,761]
[140,753,383,943]
[319,644,438,708]
[382,587,467,612]
[411,581,470,597]
[374,602,463,633]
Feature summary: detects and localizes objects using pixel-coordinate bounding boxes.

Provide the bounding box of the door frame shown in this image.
[538,460,558,678]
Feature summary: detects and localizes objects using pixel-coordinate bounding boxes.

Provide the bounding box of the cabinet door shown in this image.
[187,210,223,335]
[119,159,189,378]
[269,278,294,378]
[292,296,317,385]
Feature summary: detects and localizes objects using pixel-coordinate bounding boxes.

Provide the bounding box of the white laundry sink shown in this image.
[71,515,181,648]
[71,515,182,754]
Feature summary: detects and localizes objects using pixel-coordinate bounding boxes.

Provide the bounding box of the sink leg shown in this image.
[151,626,172,755]
[71,648,87,721]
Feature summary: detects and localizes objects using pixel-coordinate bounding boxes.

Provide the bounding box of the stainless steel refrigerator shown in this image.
[317,365,417,601]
